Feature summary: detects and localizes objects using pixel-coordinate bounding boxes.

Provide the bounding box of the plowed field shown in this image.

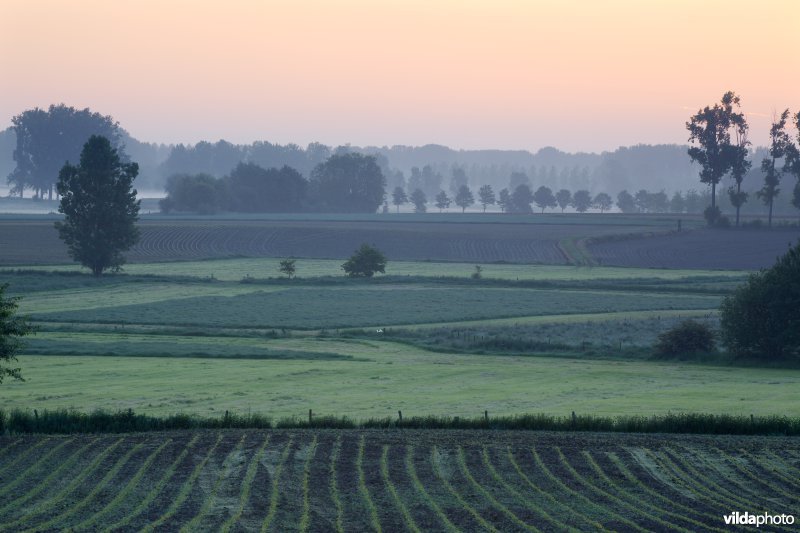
[0,429,797,532]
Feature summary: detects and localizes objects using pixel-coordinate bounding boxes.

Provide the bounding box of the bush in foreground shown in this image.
[653,319,716,358]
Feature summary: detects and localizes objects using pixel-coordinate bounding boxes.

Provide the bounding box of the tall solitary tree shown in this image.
[454,184,475,213]
[391,186,408,213]
[728,109,751,226]
[758,110,791,227]
[55,135,141,276]
[686,91,742,224]
[478,184,495,213]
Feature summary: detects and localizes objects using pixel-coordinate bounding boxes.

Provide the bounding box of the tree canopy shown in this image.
[8,104,122,200]
[0,284,34,384]
[478,184,495,212]
[720,240,800,360]
[454,185,474,212]
[309,153,386,213]
[571,190,592,212]
[55,135,140,276]
[342,244,387,278]
[533,186,556,213]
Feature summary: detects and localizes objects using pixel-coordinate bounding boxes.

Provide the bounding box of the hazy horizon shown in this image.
[2,0,798,153]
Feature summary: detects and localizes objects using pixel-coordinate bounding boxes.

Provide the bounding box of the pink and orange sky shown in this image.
[1,0,798,152]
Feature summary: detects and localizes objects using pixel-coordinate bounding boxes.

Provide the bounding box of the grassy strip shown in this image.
[329,437,345,533]
[505,447,603,531]
[3,408,800,435]
[480,447,574,532]
[298,435,319,533]
[380,445,421,533]
[20,442,143,532]
[261,438,293,532]
[181,434,248,532]
[455,447,538,532]
[356,436,382,533]
[140,434,224,532]
[220,435,271,533]
[404,446,460,533]
[104,435,201,531]
[73,439,173,530]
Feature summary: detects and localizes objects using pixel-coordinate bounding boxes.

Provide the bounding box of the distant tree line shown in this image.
[159,153,385,214]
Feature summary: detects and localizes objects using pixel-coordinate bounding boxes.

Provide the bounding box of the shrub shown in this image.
[653,320,715,358]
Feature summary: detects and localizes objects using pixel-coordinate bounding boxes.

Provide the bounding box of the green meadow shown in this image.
[1,257,796,420]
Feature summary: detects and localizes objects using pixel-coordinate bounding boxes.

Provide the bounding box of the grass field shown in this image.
[0,429,797,531]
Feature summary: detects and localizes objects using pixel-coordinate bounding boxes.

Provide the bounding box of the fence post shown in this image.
[484,410,489,424]
[309,409,313,425]
[398,410,403,423]
[572,411,577,429]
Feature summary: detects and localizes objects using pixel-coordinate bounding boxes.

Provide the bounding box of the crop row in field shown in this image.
[0,429,797,531]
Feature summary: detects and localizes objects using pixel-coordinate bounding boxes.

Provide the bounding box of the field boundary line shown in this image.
[405,445,460,533]
[20,441,143,532]
[181,434,248,533]
[220,435,271,533]
[356,435,382,533]
[431,445,499,533]
[329,437,345,533]
[299,435,319,533]
[380,445,421,533]
[481,447,576,532]
[456,447,539,532]
[140,433,224,532]
[73,438,173,531]
[260,437,293,532]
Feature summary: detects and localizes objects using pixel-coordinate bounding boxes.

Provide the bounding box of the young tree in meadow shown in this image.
[510,184,534,213]
[498,188,511,213]
[478,184,495,213]
[55,135,140,276]
[434,190,451,212]
[342,244,387,278]
[616,190,636,213]
[454,185,474,213]
[571,190,592,213]
[687,91,743,224]
[410,188,427,213]
[0,284,34,384]
[555,189,572,213]
[758,110,791,227]
[593,192,613,213]
[391,186,408,213]
[533,186,557,213]
[278,258,296,279]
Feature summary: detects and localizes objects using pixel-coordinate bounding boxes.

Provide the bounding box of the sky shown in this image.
[1,0,798,153]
